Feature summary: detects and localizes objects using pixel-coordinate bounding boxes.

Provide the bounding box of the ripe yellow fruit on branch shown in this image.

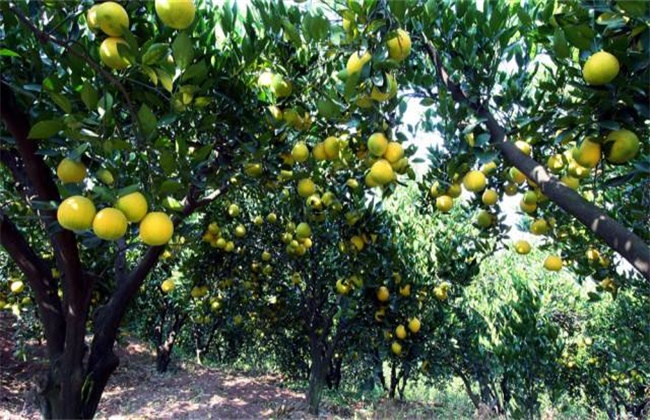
[295,222,311,239]
[95,1,129,36]
[368,159,394,186]
[115,192,148,223]
[395,325,407,340]
[323,136,340,160]
[605,129,640,164]
[383,142,404,163]
[291,142,309,163]
[544,255,563,271]
[99,37,132,70]
[10,280,25,294]
[408,318,421,334]
[463,170,487,192]
[57,158,87,184]
[482,189,498,206]
[155,0,196,30]
[572,138,601,168]
[161,279,175,293]
[387,29,411,62]
[514,240,531,255]
[139,212,174,246]
[92,208,128,240]
[582,51,620,85]
[377,286,390,302]
[346,51,371,75]
[514,140,532,156]
[436,195,453,212]
[391,341,402,355]
[312,142,327,161]
[57,196,96,231]
[297,178,316,198]
[367,132,388,157]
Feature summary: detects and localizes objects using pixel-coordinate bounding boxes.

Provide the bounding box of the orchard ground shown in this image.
[1,311,603,420]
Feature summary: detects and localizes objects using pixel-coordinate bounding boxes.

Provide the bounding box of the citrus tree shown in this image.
[398,0,648,280]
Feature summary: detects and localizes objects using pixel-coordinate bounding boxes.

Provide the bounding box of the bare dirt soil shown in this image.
[1,313,307,419]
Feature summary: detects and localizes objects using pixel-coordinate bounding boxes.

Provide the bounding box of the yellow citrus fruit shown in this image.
[96,168,114,185]
[367,132,388,157]
[543,255,563,271]
[408,318,421,334]
[291,142,309,163]
[561,175,580,190]
[57,196,96,231]
[99,37,131,70]
[530,219,549,235]
[520,199,537,214]
[323,136,340,160]
[267,212,277,223]
[95,1,129,37]
[515,140,532,156]
[429,181,443,198]
[346,51,371,74]
[10,280,25,294]
[139,212,174,246]
[297,178,316,198]
[395,325,407,340]
[377,286,390,302]
[57,158,87,183]
[351,236,364,251]
[391,341,402,355]
[482,189,498,206]
[234,224,246,238]
[155,0,196,30]
[228,203,240,217]
[546,154,564,173]
[161,279,175,293]
[523,190,538,205]
[387,29,411,62]
[480,161,497,175]
[567,160,590,179]
[312,142,327,161]
[504,181,518,196]
[463,170,487,192]
[436,195,453,212]
[605,129,640,164]
[509,167,526,185]
[383,142,404,163]
[92,207,128,241]
[582,51,620,85]
[270,74,292,98]
[476,210,493,228]
[447,183,462,198]
[115,192,148,223]
[514,240,531,255]
[572,138,601,168]
[86,4,101,30]
[369,159,395,185]
[295,222,311,239]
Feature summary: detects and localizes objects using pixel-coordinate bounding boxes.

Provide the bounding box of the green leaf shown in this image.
[117,184,140,197]
[317,99,342,120]
[192,143,213,163]
[162,196,184,212]
[80,82,98,111]
[138,104,158,139]
[50,92,72,114]
[158,179,185,195]
[67,143,89,161]
[0,48,20,57]
[142,43,170,65]
[160,150,176,176]
[563,25,594,50]
[156,68,174,93]
[28,119,64,139]
[388,0,406,20]
[172,32,194,70]
[553,28,570,59]
[282,19,302,47]
[616,0,649,18]
[182,60,208,83]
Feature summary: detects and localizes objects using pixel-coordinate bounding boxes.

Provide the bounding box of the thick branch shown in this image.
[423,37,650,282]
[0,211,65,359]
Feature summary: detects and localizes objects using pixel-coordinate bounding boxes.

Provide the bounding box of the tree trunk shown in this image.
[307,331,328,415]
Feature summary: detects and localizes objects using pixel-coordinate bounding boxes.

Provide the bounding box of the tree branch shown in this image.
[0,211,65,359]
[423,35,650,282]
